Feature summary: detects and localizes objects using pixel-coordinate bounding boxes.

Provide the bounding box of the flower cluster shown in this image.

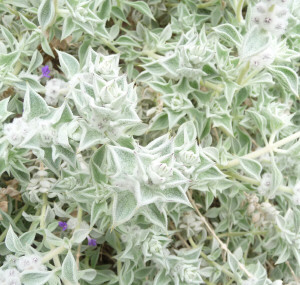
[292,181,300,206]
[3,117,30,146]
[247,195,279,227]
[26,169,56,203]
[250,47,276,68]
[258,172,273,197]
[251,0,290,37]
[176,27,214,79]
[44,78,68,106]
[0,254,46,285]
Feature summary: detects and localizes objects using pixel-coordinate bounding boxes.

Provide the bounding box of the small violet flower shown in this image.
[87,236,97,247]
[58,221,68,231]
[41,65,51,78]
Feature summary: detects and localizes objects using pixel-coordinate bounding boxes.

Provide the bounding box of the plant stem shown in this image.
[40,193,48,229]
[236,61,250,85]
[76,206,83,230]
[206,230,267,239]
[188,237,235,280]
[76,244,81,269]
[42,245,66,264]
[170,223,235,281]
[28,208,41,231]
[224,171,294,194]
[102,39,120,54]
[236,0,245,23]
[115,232,122,276]
[13,61,23,75]
[187,191,254,279]
[141,50,161,60]
[200,79,224,93]
[225,171,259,185]
[220,130,300,169]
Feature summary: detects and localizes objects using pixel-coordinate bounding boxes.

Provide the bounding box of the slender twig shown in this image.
[286,261,300,283]
[76,244,81,269]
[205,230,267,239]
[187,191,254,279]
[170,224,235,280]
[224,171,294,194]
[220,131,300,169]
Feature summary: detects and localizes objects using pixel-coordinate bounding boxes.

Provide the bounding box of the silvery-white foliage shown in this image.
[0,0,300,284]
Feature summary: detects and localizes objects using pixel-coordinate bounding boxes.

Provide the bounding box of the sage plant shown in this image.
[0,0,300,284]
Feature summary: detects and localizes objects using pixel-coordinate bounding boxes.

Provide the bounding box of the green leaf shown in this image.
[161,187,191,206]
[213,114,233,137]
[99,0,111,19]
[90,201,107,227]
[141,204,167,229]
[52,145,76,167]
[149,113,169,131]
[165,109,186,129]
[108,145,136,175]
[240,26,270,59]
[112,191,138,227]
[28,50,43,73]
[111,6,129,24]
[41,36,54,57]
[19,13,37,30]
[246,110,267,135]
[56,50,80,78]
[38,0,55,29]
[205,192,214,210]
[1,25,17,49]
[79,269,97,282]
[227,253,239,274]
[61,17,75,40]
[213,24,242,47]
[148,81,173,94]
[124,1,155,20]
[0,97,12,122]
[62,251,78,283]
[268,66,299,96]
[115,35,141,47]
[270,161,283,198]
[275,245,290,264]
[21,271,53,285]
[5,226,24,253]
[23,86,49,120]
[91,145,108,184]
[174,120,197,148]
[72,229,90,244]
[0,51,20,67]
[20,231,36,246]
[240,158,262,181]
[9,160,30,183]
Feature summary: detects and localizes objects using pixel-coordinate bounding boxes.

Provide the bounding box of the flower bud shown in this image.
[258,173,272,196]
[252,212,261,223]
[148,161,173,185]
[45,79,68,106]
[247,203,256,214]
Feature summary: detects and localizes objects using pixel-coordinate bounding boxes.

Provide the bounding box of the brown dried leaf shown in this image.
[0,200,8,220]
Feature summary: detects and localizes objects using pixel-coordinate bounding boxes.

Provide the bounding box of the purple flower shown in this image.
[87,236,97,247]
[58,221,68,231]
[41,65,50,78]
